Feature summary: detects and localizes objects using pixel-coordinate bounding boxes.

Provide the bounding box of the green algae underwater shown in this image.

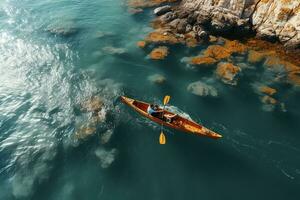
[0,0,300,199]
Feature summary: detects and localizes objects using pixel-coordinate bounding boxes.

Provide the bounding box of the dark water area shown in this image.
[0,0,300,199]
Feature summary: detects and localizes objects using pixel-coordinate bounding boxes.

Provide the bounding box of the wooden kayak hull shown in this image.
[120,96,222,139]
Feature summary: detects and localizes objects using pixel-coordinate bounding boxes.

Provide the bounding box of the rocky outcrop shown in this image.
[155,0,300,49]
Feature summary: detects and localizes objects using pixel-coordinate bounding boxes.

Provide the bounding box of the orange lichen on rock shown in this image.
[245,38,300,66]
[247,50,275,63]
[189,56,217,65]
[149,46,169,60]
[261,95,277,105]
[287,70,300,86]
[259,86,277,96]
[263,56,300,86]
[185,37,198,47]
[203,45,232,60]
[216,62,241,85]
[209,35,218,43]
[277,7,294,21]
[224,40,248,54]
[145,31,179,44]
[137,41,146,48]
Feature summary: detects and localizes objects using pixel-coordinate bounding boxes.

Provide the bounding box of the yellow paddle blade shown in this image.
[159,132,166,145]
[163,95,171,105]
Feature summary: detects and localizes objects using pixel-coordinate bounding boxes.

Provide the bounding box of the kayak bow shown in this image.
[120,96,222,139]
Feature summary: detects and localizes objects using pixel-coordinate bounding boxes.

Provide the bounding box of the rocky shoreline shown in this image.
[128,0,300,87]
[149,0,300,49]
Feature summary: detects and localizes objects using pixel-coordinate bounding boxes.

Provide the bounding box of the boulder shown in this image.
[154,5,172,16]
[176,19,188,33]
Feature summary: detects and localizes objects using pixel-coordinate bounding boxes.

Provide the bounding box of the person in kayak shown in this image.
[147,104,163,118]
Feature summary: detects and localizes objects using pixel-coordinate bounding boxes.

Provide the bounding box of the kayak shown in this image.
[120,96,222,139]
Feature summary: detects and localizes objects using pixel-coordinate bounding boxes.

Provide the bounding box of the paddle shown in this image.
[159,95,170,145]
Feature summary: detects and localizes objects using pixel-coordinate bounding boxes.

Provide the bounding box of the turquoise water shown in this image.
[0,0,300,199]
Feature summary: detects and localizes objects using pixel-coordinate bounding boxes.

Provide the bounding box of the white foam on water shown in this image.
[164,105,193,121]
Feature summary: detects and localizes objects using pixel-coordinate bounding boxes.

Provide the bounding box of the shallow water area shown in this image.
[0,0,300,200]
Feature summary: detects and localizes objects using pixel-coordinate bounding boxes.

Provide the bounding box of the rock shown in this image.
[137,41,146,48]
[149,46,169,60]
[197,30,209,40]
[209,35,218,43]
[145,31,179,44]
[100,130,114,144]
[187,81,218,97]
[102,46,126,55]
[185,36,198,47]
[148,74,166,84]
[203,45,232,60]
[75,124,96,140]
[247,50,275,63]
[196,10,211,25]
[223,40,247,54]
[95,148,118,169]
[216,62,241,85]
[189,56,217,66]
[259,86,277,96]
[187,12,199,24]
[81,96,103,113]
[47,27,79,37]
[176,19,188,34]
[128,7,144,14]
[154,5,172,16]
[261,95,277,105]
[169,18,181,28]
[160,0,300,49]
[160,11,177,23]
[185,24,193,32]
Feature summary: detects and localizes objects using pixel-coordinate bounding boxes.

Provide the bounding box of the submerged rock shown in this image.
[148,74,166,84]
[259,86,277,96]
[81,96,103,113]
[187,81,218,97]
[137,40,146,48]
[95,148,118,168]
[128,7,144,14]
[247,50,275,63]
[75,124,96,140]
[149,46,169,60]
[47,26,79,37]
[102,46,126,55]
[216,62,241,85]
[189,56,217,66]
[100,129,114,144]
[261,95,277,105]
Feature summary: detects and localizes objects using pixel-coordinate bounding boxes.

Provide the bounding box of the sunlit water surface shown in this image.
[0,0,300,199]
